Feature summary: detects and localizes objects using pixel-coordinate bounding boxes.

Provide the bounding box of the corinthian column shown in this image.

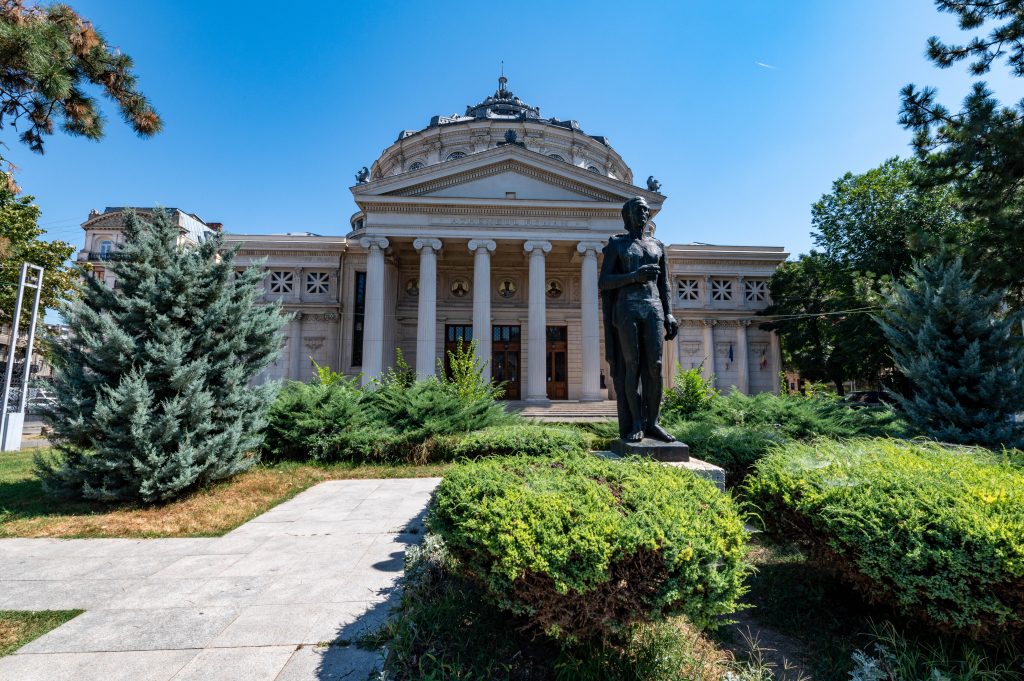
[577,241,603,401]
[736,319,750,394]
[413,237,442,379]
[701,319,716,387]
[524,240,552,402]
[468,239,496,382]
[359,236,389,386]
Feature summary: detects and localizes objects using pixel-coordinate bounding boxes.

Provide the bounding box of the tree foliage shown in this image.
[0,180,71,323]
[878,252,1024,449]
[762,158,965,391]
[38,209,287,503]
[0,0,160,176]
[900,0,1024,308]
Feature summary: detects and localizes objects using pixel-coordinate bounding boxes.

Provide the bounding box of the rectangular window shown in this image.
[351,271,366,367]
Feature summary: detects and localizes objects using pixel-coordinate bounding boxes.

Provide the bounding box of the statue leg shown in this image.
[615,318,645,441]
[639,312,675,442]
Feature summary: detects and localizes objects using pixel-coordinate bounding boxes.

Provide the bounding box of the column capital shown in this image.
[358,236,390,251]
[524,240,552,255]
[576,240,603,256]
[700,318,718,328]
[467,238,496,253]
[413,237,442,252]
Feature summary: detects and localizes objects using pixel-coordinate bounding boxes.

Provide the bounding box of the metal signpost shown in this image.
[1,263,44,451]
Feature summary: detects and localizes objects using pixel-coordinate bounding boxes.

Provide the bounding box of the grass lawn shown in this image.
[0,610,83,656]
[0,449,450,539]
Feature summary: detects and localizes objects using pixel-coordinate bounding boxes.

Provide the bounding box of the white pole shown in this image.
[17,266,43,412]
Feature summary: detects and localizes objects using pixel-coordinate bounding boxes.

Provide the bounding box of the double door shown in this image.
[546,326,568,400]
[492,325,521,400]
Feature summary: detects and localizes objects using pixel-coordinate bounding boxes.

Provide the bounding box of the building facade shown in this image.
[76,78,788,401]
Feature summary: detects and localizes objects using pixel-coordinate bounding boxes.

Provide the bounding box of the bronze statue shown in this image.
[600,196,678,442]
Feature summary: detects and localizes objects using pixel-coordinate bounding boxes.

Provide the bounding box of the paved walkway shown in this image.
[0,477,440,681]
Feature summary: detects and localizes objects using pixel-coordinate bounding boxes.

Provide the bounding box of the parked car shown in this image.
[844,391,894,409]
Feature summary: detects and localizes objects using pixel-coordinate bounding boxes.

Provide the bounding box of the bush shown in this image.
[381,532,773,681]
[429,454,749,643]
[261,375,509,464]
[745,438,1024,639]
[435,423,587,460]
[662,364,717,417]
[663,420,785,484]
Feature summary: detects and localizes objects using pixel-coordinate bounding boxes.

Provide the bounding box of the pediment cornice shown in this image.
[351,145,664,207]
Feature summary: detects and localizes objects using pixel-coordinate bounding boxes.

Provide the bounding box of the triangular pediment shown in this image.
[351,145,661,206]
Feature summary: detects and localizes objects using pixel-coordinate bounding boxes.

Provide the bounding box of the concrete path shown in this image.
[0,477,440,681]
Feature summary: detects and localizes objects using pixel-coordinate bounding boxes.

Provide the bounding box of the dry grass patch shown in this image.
[0,450,449,539]
[0,610,82,656]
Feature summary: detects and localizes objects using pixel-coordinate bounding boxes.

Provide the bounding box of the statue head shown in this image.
[621,196,650,237]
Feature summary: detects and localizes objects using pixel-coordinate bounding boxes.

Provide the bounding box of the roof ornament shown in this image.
[497,128,524,148]
[646,175,662,193]
[355,166,369,184]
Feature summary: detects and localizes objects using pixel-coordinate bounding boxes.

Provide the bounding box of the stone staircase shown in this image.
[504,400,617,422]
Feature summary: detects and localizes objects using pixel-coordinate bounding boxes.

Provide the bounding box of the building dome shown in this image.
[368,76,633,184]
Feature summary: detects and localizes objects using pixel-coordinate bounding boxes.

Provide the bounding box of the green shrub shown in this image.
[662,363,717,417]
[260,371,509,464]
[380,533,766,681]
[745,438,1024,639]
[429,454,749,643]
[663,420,785,484]
[704,390,901,441]
[435,423,586,460]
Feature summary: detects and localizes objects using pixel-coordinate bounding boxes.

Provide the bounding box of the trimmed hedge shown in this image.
[745,438,1024,639]
[434,423,587,460]
[429,454,749,643]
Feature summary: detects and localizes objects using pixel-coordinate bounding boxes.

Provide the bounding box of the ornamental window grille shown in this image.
[445,151,467,161]
[408,161,424,171]
[548,154,565,162]
[677,279,699,302]
[268,271,294,294]
[711,279,733,302]
[305,271,329,295]
[587,165,600,173]
[744,279,769,302]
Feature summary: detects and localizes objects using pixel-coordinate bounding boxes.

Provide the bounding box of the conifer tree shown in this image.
[878,252,1024,449]
[38,209,288,503]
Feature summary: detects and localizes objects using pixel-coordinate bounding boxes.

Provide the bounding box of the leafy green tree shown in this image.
[761,253,888,395]
[0,0,160,175]
[878,252,1024,449]
[38,209,288,503]
[0,182,72,322]
[811,157,967,276]
[900,0,1024,308]
[762,158,964,392]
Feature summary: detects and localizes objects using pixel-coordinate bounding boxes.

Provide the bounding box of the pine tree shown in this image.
[877,252,1024,449]
[37,209,288,503]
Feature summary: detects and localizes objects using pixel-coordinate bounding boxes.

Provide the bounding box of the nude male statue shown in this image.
[599,196,679,442]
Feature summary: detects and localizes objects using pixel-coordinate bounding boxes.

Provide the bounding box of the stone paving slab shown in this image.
[0,477,440,680]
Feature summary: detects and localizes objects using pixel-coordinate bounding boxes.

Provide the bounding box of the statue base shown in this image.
[610,438,690,462]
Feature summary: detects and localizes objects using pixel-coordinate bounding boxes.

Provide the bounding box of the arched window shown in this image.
[548,154,565,162]
[98,240,114,260]
[445,151,467,161]
[408,161,424,171]
[587,165,600,173]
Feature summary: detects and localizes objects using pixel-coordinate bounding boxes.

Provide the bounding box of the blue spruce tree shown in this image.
[878,252,1024,449]
[38,209,288,502]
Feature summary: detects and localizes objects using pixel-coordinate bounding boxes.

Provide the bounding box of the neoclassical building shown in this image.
[77,77,787,402]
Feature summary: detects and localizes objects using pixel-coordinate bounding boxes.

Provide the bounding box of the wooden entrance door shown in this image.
[546,326,568,400]
[491,325,521,400]
[443,324,473,378]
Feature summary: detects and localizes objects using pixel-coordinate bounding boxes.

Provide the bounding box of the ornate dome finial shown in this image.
[498,74,508,94]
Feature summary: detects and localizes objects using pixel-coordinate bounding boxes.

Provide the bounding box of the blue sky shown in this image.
[13,0,1017,259]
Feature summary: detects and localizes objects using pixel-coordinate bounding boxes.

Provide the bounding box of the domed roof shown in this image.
[464,75,541,120]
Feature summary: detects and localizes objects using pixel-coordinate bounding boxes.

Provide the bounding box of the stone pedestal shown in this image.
[610,438,690,462]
